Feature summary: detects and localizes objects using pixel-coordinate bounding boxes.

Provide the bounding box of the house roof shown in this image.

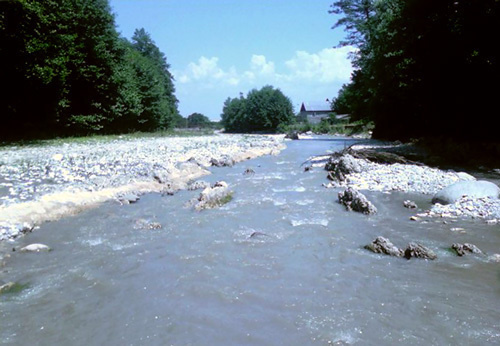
[300,101,332,112]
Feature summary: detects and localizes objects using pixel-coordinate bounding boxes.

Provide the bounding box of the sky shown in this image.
[109,0,354,120]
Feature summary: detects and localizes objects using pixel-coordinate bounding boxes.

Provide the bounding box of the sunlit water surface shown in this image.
[1,138,499,345]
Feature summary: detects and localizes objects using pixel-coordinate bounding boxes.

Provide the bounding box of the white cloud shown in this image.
[250,54,275,75]
[283,47,354,83]
[175,56,240,86]
[175,47,354,88]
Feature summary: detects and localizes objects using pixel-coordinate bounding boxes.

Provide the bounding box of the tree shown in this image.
[187,113,210,128]
[221,86,294,133]
[0,2,179,139]
[331,0,499,141]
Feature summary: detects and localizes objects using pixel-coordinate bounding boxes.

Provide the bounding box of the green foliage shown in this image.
[187,113,211,128]
[221,86,294,133]
[331,0,499,141]
[0,1,178,139]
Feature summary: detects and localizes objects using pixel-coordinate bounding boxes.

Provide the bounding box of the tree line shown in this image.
[0,0,178,139]
[331,0,498,142]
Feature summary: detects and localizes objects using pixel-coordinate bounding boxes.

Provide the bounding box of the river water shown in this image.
[1,138,499,345]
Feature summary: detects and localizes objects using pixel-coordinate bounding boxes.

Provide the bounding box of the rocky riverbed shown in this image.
[321,143,500,221]
[0,134,285,241]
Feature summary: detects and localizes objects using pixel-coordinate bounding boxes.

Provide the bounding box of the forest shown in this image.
[331,0,499,142]
[0,0,178,139]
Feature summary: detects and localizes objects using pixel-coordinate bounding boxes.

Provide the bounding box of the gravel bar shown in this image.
[0,134,285,241]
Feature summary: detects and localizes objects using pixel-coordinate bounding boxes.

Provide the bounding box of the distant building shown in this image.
[298,101,332,124]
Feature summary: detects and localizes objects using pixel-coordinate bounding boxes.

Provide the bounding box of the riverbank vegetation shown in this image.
[330,0,498,142]
[221,86,294,133]
[0,0,178,140]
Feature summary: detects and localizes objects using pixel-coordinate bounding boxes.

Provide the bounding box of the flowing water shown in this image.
[1,138,499,345]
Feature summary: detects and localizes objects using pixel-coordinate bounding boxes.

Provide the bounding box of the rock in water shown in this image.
[326,154,364,182]
[338,187,377,215]
[187,180,211,191]
[451,243,483,256]
[403,200,418,209]
[210,157,234,167]
[365,237,403,257]
[118,193,140,204]
[20,243,51,252]
[404,243,437,260]
[0,282,16,294]
[432,180,500,205]
[194,181,233,210]
[285,131,299,140]
[243,168,255,175]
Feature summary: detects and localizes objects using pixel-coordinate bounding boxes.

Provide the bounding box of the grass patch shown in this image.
[0,282,29,295]
[0,128,218,148]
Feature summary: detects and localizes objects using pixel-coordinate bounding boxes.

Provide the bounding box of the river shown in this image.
[1,138,499,345]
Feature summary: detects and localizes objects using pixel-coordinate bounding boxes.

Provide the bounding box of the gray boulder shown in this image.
[404,242,437,260]
[451,243,483,256]
[432,180,500,205]
[365,236,403,257]
[338,187,377,215]
[326,154,364,182]
[210,157,234,167]
[403,200,418,209]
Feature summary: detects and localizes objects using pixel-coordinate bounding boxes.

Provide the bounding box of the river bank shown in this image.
[0,134,285,241]
[320,141,500,222]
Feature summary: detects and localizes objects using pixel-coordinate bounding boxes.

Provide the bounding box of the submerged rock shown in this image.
[404,242,437,260]
[365,236,403,257]
[338,187,377,215]
[243,168,255,175]
[20,243,51,252]
[432,180,500,205]
[451,243,483,256]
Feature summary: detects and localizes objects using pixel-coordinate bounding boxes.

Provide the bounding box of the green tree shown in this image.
[0,2,179,139]
[221,86,294,133]
[187,113,210,128]
[130,28,179,130]
[331,0,499,141]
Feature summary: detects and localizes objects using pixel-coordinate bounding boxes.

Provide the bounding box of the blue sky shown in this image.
[109,0,354,120]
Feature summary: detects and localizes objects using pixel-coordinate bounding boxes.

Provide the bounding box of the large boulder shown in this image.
[338,187,377,215]
[432,180,500,205]
[404,242,437,260]
[365,236,403,257]
[451,243,483,256]
[326,154,364,181]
